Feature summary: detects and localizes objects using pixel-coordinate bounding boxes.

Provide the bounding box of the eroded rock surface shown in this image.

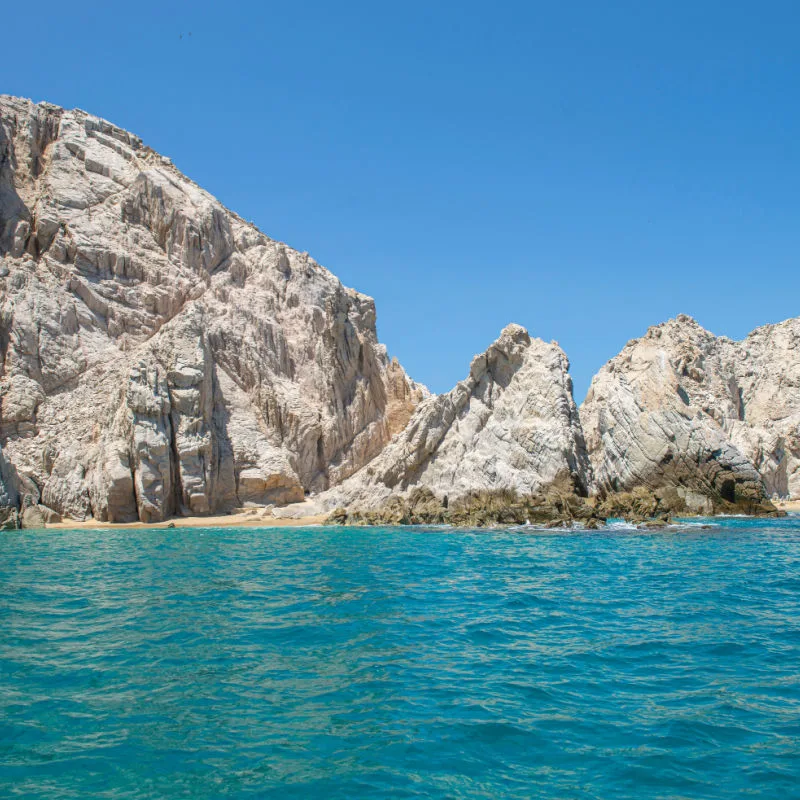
[0,94,794,526]
[581,314,796,510]
[729,317,800,498]
[0,95,424,521]
[320,324,592,510]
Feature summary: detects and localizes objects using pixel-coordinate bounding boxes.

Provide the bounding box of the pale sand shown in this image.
[776,500,800,512]
[46,511,329,530]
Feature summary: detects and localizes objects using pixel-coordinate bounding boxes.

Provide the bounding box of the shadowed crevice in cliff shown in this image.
[166,412,184,517]
[0,110,31,257]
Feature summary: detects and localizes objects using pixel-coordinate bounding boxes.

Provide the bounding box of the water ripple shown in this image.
[2,517,800,798]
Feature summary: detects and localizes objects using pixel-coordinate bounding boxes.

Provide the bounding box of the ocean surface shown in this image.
[2,517,800,799]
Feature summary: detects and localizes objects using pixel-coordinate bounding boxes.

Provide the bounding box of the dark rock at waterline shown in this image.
[328,485,782,529]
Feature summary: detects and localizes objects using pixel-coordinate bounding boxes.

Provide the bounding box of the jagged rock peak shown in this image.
[317,323,592,511]
[0,95,426,523]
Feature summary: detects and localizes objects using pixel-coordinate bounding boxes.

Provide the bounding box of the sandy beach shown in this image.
[44,497,800,530]
[46,511,330,530]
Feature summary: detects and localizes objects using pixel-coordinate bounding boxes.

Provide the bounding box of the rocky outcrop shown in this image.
[20,504,61,529]
[0,95,425,522]
[329,486,603,528]
[581,314,794,511]
[320,324,591,510]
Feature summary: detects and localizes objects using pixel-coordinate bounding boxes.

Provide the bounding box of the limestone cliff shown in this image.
[0,95,794,527]
[320,324,591,511]
[0,95,425,522]
[581,314,797,511]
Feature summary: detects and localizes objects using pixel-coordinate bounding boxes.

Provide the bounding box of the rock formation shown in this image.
[729,317,800,498]
[581,314,796,512]
[0,95,793,528]
[319,324,591,511]
[0,444,19,527]
[0,95,425,523]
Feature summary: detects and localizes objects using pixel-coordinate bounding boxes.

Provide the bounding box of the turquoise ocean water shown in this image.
[2,516,800,799]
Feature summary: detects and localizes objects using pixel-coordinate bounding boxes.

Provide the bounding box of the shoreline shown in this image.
[46,511,329,530]
[40,505,800,532]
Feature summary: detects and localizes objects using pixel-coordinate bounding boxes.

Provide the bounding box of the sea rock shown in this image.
[322,324,592,510]
[20,503,61,529]
[581,314,786,510]
[0,95,425,522]
[329,485,608,528]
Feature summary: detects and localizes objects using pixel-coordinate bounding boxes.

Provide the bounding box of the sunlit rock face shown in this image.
[1,94,794,526]
[319,324,592,511]
[0,95,425,521]
[727,317,800,499]
[581,314,799,509]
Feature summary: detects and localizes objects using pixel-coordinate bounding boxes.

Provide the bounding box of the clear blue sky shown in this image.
[5,1,799,400]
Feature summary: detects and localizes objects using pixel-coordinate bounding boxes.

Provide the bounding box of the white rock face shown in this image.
[729,317,800,498]
[321,324,591,510]
[1,95,794,524]
[581,314,799,506]
[0,95,425,522]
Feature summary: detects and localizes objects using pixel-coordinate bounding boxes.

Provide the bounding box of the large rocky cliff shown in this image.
[0,95,425,523]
